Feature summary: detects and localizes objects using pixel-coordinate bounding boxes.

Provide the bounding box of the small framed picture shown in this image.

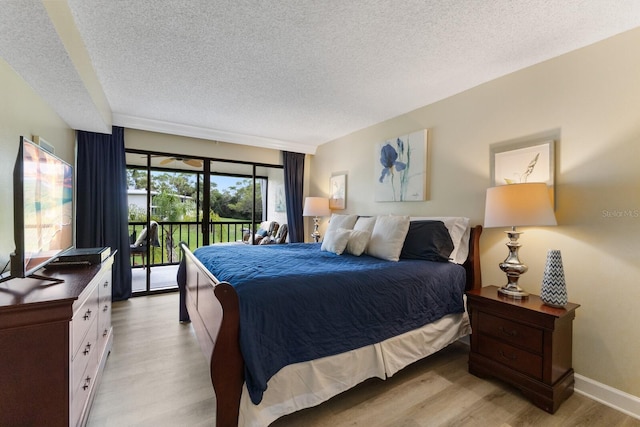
[274,184,286,212]
[329,174,346,210]
[491,139,554,187]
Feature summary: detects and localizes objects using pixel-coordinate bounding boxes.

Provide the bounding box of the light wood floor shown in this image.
[88,293,639,427]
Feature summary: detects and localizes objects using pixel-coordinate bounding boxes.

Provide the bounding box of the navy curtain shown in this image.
[76,126,132,300]
[283,151,305,243]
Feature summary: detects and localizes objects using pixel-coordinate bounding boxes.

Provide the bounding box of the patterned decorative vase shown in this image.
[540,249,568,308]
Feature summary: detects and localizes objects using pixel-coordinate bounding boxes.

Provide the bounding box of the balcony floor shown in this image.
[131,264,179,293]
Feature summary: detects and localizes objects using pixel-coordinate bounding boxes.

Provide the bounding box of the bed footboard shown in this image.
[180,242,244,427]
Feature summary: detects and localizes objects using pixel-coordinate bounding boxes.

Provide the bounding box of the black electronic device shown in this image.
[49,247,111,267]
[2,136,74,284]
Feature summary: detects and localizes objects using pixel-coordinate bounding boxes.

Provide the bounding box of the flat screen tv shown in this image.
[7,136,73,281]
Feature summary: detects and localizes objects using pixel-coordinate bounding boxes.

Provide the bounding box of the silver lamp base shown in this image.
[498,227,529,299]
[498,284,529,299]
[311,216,321,243]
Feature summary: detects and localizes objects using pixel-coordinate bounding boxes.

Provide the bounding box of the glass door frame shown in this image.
[125,148,283,295]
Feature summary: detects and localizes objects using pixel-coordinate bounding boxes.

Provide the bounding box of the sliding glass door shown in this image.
[208,161,261,244]
[126,152,203,294]
[126,149,284,295]
[207,162,287,244]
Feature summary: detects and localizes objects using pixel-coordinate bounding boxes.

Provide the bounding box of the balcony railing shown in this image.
[128,220,254,267]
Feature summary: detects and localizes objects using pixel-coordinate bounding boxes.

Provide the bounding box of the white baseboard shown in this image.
[456,338,640,420]
[456,338,639,419]
[574,374,640,420]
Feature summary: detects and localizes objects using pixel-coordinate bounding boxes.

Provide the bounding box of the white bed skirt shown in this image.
[238,310,471,426]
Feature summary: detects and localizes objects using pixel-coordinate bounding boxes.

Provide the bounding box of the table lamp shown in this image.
[303,197,330,242]
[484,183,557,298]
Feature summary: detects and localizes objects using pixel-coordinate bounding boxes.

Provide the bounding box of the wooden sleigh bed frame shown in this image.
[179,225,482,427]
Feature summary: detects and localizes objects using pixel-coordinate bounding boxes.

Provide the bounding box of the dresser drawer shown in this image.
[98,299,111,346]
[71,340,100,427]
[477,335,543,380]
[72,316,98,391]
[71,284,99,358]
[98,274,111,300]
[97,271,112,350]
[477,312,543,353]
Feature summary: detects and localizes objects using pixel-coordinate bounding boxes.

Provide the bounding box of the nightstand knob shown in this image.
[499,350,517,361]
[499,326,517,337]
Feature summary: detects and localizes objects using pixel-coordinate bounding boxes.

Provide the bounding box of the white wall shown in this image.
[0,58,76,270]
[310,28,640,398]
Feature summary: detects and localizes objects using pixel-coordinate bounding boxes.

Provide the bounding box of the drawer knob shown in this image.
[499,326,517,337]
[83,342,92,355]
[82,376,91,390]
[103,281,108,288]
[83,309,92,320]
[499,350,517,361]
[103,304,108,312]
[103,328,108,337]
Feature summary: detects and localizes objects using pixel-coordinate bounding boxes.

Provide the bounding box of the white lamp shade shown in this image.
[303,197,330,217]
[484,183,557,228]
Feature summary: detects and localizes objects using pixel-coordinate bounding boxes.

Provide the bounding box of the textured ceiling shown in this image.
[2,1,640,154]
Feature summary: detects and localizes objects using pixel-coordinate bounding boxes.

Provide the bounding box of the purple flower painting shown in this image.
[374,130,427,202]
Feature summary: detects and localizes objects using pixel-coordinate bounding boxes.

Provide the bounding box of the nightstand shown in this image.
[466,285,580,413]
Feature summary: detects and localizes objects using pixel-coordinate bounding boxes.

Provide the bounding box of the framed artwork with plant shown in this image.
[490,137,555,207]
[490,138,555,187]
[374,129,428,202]
[329,174,346,209]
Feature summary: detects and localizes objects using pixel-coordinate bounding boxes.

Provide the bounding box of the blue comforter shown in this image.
[193,243,466,404]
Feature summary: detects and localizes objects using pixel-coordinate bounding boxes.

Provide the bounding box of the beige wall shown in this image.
[0,58,76,268]
[311,28,640,397]
[124,128,282,166]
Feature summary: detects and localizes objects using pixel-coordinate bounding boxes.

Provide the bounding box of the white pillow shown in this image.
[320,228,351,255]
[366,215,410,261]
[353,216,376,233]
[320,214,358,252]
[326,214,358,235]
[345,230,371,256]
[410,216,470,264]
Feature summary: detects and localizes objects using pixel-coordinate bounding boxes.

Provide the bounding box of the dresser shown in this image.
[0,253,114,426]
[467,285,579,413]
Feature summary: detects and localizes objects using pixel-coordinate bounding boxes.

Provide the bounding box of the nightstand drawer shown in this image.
[477,312,543,353]
[478,335,543,380]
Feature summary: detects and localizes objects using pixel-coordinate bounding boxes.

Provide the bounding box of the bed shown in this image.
[178,215,482,426]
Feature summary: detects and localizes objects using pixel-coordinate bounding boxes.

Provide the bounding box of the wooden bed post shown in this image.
[464,225,483,291]
[211,283,244,427]
[179,243,244,427]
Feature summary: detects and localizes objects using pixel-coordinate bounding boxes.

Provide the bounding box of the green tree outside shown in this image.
[127,169,264,262]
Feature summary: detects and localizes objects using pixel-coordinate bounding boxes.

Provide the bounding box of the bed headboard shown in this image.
[463,225,482,291]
